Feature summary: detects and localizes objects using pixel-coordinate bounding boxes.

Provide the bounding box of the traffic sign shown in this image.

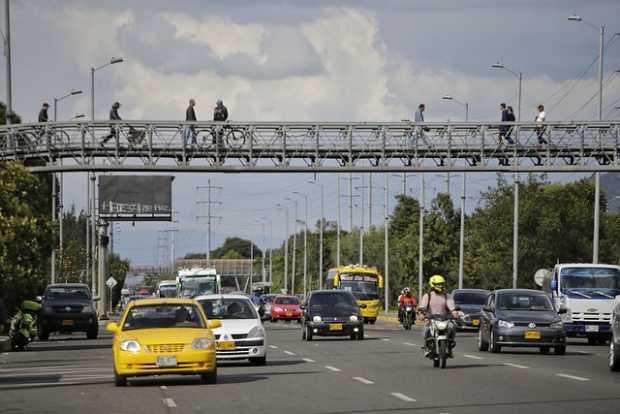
[106,277,118,288]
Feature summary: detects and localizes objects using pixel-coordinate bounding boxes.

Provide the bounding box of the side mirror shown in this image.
[558,306,568,314]
[300,305,306,310]
[106,322,119,333]
[358,304,367,309]
[36,295,43,302]
[550,279,558,291]
[207,320,222,329]
[483,305,492,312]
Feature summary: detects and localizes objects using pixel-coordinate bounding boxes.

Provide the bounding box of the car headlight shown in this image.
[550,321,564,329]
[192,337,214,350]
[248,325,265,338]
[350,315,358,322]
[497,320,515,329]
[312,315,322,323]
[82,305,94,313]
[120,340,141,353]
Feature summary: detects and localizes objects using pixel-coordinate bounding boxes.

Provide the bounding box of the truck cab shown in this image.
[176,267,221,299]
[535,263,620,345]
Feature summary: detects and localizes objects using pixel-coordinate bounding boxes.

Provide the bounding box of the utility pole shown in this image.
[349,173,354,232]
[91,174,97,297]
[4,0,12,126]
[336,174,341,267]
[86,174,91,294]
[291,199,298,295]
[359,174,364,265]
[384,173,389,312]
[277,204,289,293]
[458,173,466,289]
[369,172,373,228]
[513,174,519,289]
[418,174,425,301]
[308,180,324,289]
[196,180,222,265]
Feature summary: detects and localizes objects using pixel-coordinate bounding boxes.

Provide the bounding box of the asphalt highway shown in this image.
[1,320,619,414]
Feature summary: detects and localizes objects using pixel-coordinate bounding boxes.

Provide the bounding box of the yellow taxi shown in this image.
[106,298,221,386]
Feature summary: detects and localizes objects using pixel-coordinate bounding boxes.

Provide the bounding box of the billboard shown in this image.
[99,175,173,221]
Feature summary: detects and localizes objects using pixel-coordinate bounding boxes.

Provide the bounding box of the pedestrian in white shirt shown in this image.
[535,104,547,144]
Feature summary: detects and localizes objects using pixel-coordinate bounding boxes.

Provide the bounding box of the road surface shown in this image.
[1,320,619,413]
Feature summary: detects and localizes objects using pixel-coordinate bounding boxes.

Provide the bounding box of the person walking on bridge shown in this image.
[413,103,430,147]
[213,99,229,147]
[535,104,547,145]
[38,103,49,123]
[102,102,122,146]
[185,99,198,146]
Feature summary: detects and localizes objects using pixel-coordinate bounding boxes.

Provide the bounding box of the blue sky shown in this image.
[2,0,619,265]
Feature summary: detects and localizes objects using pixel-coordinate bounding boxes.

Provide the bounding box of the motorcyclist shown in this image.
[418,275,459,357]
[397,287,417,322]
[249,287,265,306]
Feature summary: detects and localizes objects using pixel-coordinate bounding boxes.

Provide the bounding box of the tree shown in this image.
[0,162,53,312]
[185,237,263,260]
[0,101,22,124]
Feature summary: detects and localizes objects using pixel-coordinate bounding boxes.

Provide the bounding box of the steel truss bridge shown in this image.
[1,120,620,173]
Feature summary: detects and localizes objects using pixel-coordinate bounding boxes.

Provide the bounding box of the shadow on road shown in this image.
[128,370,319,387]
[28,343,111,352]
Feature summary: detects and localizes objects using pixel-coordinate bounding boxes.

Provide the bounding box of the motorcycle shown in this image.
[401,305,414,330]
[9,300,41,351]
[424,314,456,369]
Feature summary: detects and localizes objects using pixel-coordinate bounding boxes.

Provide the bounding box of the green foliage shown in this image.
[0,162,53,312]
[185,237,263,260]
[0,101,22,124]
[109,253,131,307]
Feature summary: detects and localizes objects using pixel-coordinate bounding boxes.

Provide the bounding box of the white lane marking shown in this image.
[390,392,416,402]
[381,338,391,342]
[463,354,484,360]
[353,376,374,385]
[403,342,417,346]
[269,345,279,349]
[556,373,590,382]
[283,350,296,356]
[160,385,168,390]
[325,365,341,372]
[162,398,177,408]
[577,350,589,355]
[302,358,316,363]
[503,362,528,369]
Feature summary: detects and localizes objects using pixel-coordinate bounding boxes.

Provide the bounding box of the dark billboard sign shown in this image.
[99,175,173,221]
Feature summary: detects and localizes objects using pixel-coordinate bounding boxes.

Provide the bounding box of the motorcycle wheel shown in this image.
[11,333,27,352]
[433,358,440,368]
[439,341,448,369]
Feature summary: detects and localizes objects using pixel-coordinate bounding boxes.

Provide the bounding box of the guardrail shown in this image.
[1,120,619,172]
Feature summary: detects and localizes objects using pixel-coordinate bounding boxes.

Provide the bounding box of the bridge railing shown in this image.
[1,120,618,169]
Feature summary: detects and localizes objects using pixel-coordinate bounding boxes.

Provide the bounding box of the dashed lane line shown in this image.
[390,392,417,402]
[352,376,374,385]
[325,365,342,372]
[283,351,296,356]
[160,385,168,390]
[463,354,484,360]
[381,338,391,342]
[269,345,279,349]
[162,398,177,408]
[503,362,529,369]
[555,373,590,382]
[302,358,316,363]
[403,342,417,346]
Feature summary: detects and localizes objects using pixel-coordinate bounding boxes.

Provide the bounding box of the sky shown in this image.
[2,0,620,265]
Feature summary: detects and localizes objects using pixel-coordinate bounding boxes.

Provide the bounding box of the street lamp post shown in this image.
[276,204,289,293]
[3,0,12,125]
[442,95,469,289]
[491,63,522,121]
[293,192,308,297]
[308,180,324,289]
[90,57,123,121]
[568,14,616,264]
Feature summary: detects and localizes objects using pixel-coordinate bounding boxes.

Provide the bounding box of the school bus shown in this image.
[326,265,383,324]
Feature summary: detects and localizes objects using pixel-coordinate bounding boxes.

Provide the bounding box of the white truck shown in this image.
[535,263,620,345]
[156,280,178,298]
[177,267,221,299]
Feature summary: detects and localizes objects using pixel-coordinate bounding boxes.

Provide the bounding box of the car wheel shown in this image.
[433,358,440,368]
[356,329,364,341]
[490,329,501,353]
[271,318,277,323]
[478,327,489,352]
[554,345,566,355]
[305,326,313,341]
[302,325,306,340]
[609,341,620,372]
[249,356,267,366]
[38,325,49,341]
[540,346,550,354]
[369,319,376,325]
[86,325,98,340]
[296,319,302,324]
[201,368,217,384]
[114,372,127,387]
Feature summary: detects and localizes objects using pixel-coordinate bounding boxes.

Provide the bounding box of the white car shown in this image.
[195,294,267,365]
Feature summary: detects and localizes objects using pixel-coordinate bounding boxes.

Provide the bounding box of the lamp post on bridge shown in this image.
[276,204,290,294]
[442,95,469,290]
[307,180,325,289]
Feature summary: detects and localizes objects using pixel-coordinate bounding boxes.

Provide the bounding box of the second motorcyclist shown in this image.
[398,287,417,323]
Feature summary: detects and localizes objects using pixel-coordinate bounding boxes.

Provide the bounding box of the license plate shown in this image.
[524,331,541,340]
[472,319,480,326]
[62,320,74,326]
[156,356,177,368]
[286,312,292,317]
[329,323,343,331]
[217,340,236,351]
[585,325,599,333]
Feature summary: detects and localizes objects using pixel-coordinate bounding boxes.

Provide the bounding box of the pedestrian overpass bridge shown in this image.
[1,120,619,173]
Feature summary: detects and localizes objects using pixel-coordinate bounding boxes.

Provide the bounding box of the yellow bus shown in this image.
[326,265,383,324]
